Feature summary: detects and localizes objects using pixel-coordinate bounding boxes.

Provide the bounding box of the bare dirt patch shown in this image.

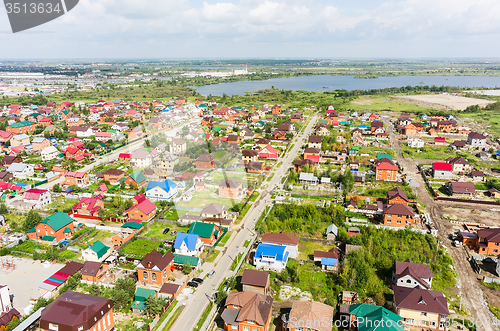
[394,94,495,110]
[440,205,500,228]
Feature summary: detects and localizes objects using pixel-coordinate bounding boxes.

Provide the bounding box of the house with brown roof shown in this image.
[200,203,228,219]
[392,259,434,290]
[240,269,271,295]
[195,154,215,169]
[286,300,334,331]
[467,131,487,146]
[446,181,475,197]
[468,228,500,255]
[221,292,273,331]
[242,150,258,163]
[315,124,330,136]
[81,261,108,283]
[261,232,299,258]
[387,187,409,205]
[308,136,322,149]
[393,286,449,331]
[488,188,500,199]
[246,161,264,173]
[39,291,114,331]
[383,204,415,227]
[103,168,125,185]
[219,180,243,198]
[159,283,184,300]
[313,247,340,272]
[446,157,472,174]
[136,249,175,285]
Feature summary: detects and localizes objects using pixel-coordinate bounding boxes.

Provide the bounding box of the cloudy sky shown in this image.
[1,0,500,59]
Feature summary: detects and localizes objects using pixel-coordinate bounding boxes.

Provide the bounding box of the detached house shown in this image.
[7,163,34,179]
[242,150,259,163]
[261,232,299,258]
[131,149,152,168]
[81,261,109,283]
[446,157,472,174]
[221,292,273,331]
[196,154,215,169]
[375,158,398,182]
[200,203,228,219]
[26,212,74,243]
[383,204,415,227]
[287,300,334,331]
[188,221,220,245]
[23,188,51,209]
[126,193,157,221]
[41,146,59,161]
[137,249,175,284]
[315,124,330,136]
[170,138,187,154]
[219,180,243,198]
[31,137,50,151]
[241,269,271,295]
[10,134,30,147]
[174,233,204,256]
[446,182,475,198]
[392,259,434,290]
[103,168,125,185]
[467,132,487,146]
[73,195,104,217]
[64,171,89,187]
[432,162,453,179]
[124,171,147,188]
[145,179,177,201]
[39,291,114,331]
[82,240,111,262]
[254,243,289,272]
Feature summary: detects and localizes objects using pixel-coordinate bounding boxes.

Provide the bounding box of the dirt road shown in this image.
[383,116,497,331]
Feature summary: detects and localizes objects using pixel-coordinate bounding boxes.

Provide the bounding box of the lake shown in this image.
[191,75,500,96]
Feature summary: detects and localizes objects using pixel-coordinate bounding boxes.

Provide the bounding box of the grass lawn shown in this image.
[217,231,232,247]
[176,190,240,209]
[143,222,191,239]
[122,239,161,258]
[298,240,333,260]
[210,171,255,184]
[49,196,76,213]
[402,145,458,161]
[294,261,329,297]
[474,182,489,190]
[349,95,434,114]
[205,249,221,263]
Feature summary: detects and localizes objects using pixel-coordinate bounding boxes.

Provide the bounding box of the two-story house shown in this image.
[23,188,51,209]
[126,194,157,221]
[221,292,273,331]
[174,233,204,257]
[200,203,228,219]
[219,180,243,198]
[64,171,89,187]
[467,132,487,146]
[195,154,215,169]
[26,212,74,244]
[383,204,415,227]
[307,136,322,149]
[254,243,289,272]
[145,179,178,201]
[375,158,398,182]
[73,195,104,217]
[137,249,175,285]
[103,168,125,185]
[392,259,434,290]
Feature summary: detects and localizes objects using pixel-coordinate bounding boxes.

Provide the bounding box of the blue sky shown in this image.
[0,0,499,59]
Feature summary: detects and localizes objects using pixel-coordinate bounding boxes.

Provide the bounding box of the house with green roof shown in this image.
[82,240,111,262]
[173,254,200,268]
[349,303,403,331]
[121,221,144,231]
[7,121,36,134]
[377,153,393,160]
[124,171,147,188]
[131,288,156,314]
[26,212,74,244]
[188,222,219,245]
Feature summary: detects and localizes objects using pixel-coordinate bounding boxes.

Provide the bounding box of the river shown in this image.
[191,75,500,96]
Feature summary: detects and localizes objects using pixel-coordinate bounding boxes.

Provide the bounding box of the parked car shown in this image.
[187,281,199,288]
[192,278,203,284]
[163,228,170,235]
[171,230,177,236]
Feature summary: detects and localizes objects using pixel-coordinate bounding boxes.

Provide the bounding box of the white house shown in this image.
[131,149,152,168]
[467,132,487,147]
[82,240,111,262]
[7,163,34,179]
[95,131,113,142]
[432,162,454,179]
[23,188,51,209]
[261,232,299,259]
[75,127,94,138]
[173,233,204,257]
[41,146,59,161]
[407,138,424,148]
[145,179,178,201]
[253,243,289,272]
[392,259,434,290]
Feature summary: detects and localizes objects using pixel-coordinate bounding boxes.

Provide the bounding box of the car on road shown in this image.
[163,228,170,234]
[187,281,199,288]
[192,278,203,284]
[207,270,215,278]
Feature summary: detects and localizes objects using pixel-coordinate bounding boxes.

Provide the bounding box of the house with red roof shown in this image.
[0,130,13,143]
[119,153,131,162]
[126,194,157,221]
[23,188,51,209]
[375,158,398,182]
[64,171,89,187]
[431,162,453,179]
[258,144,278,159]
[73,195,104,217]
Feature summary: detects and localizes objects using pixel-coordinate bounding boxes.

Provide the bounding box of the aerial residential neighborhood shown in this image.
[2,59,500,331]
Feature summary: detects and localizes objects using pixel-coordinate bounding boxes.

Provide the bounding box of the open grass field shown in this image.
[142,222,191,239]
[350,95,434,114]
[298,240,333,260]
[175,189,241,209]
[122,239,161,258]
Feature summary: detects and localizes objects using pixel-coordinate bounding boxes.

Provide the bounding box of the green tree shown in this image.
[0,202,8,214]
[52,184,61,193]
[144,295,166,316]
[183,263,193,274]
[215,290,228,305]
[110,288,130,310]
[88,283,102,297]
[115,277,136,298]
[23,210,43,232]
[342,167,354,195]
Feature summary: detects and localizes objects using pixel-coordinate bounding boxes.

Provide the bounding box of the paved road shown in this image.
[169,113,320,331]
[383,116,496,331]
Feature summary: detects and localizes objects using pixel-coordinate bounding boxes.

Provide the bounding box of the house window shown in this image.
[495,243,499,246]
[495,250,498,253]
[243,327,250,331]
[421,312,427,317]
[48,323,59,331]
[143,271,148,280]
[152,273,157,281]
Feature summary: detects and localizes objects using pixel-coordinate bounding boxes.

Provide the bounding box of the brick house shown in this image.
[103,168,125,185]
[39,291,114,331]
[308,136,322,149]
[81,261,109,283]
[64,171,89,187]
[241,269,271,295]
[242,150,259,163]
[73,195,104,217]
[126,194,157,221]
[383,204,415,227]
[446,182,475,198]
[137,249,175,285]
[195,154,215,169]
[31,137,50,151]
[246,161,264,173]
[188,222,220,245]
[124,171,147,188]
[387,187,409,205]
[6,121,36,134]
[219,180,243,198]
[26,212,74,243]
[375,158,398,182]
[221,292,273,331]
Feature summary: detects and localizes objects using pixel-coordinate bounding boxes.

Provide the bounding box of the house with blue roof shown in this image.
[174,233,204,257]
[145,179,177,201]
[253,243,289,272]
